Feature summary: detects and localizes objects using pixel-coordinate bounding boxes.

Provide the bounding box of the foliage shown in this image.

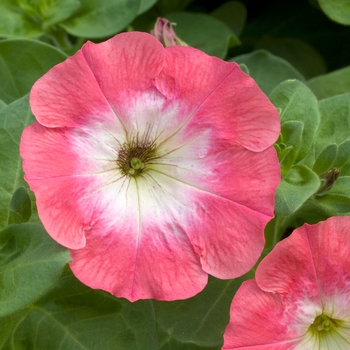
[0,0,350,348]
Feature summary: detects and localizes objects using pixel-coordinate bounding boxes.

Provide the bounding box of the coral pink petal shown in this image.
[70,220,208,301]
[69,174,208,301]
[69,163,266,299]
[186,191,267,278]
[29,50,115,129]
[255,223,321,303]
[81,32,165,124]
[255,218,350,320]
[156,136,280,217]
[302,217,350,319]
[155,46,280,152]
[20,122,123,248]
[223,280,314,349]
[139,172,268,279]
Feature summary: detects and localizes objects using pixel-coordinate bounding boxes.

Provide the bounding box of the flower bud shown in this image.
[151,17,188,47]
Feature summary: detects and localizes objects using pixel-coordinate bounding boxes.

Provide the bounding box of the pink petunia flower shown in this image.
[20,32,280,301]
[223,216,350,349]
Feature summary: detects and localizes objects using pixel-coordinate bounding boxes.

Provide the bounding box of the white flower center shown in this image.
[300,313,350,349]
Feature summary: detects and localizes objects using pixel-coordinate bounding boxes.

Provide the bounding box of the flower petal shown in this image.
[155,46,280,152]
[300,217,350,320]
[223,280,312,349]
[30,32,165,130]
[155,133,280,217]
[81,32,165,122]
[70,175,208,301]
[29,50,115,129]
[138,171,268,279]
[256,217,350,318]
[116,89,280,217]
[186,190,267,278]
[255,223,322,303]
[20,121,122,248]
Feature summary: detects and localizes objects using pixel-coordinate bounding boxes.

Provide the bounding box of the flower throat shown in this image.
[117,133,158,177]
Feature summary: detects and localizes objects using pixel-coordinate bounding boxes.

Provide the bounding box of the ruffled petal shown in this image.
[155,46,280,152]
[81,32,165,123]
[29,50,115,129]
[30,32,165,130]
[155,135,280,217]
[137,171,268,279]
[223,280,313,349]
[302,217,350,320]
[186,191,267,278]
[70,174,208,301]
[256,223,321,303]
[256,217,350,318]
[20,121,122,248]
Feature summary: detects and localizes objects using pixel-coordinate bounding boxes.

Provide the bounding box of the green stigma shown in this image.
[130,157,143,170]
[306,313,350,347]
[322,319,332,332]
[116,131,159,178]
[312,314,333,332]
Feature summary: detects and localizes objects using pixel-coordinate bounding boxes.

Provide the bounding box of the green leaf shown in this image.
[41,0,81,29]
[0,0,42,38]
[166,12,239,59]
[0,39,67,104]
[154,274,251,347]
[138,0,158,14]
[158,327,218,350]
[61,0,140,38]
[278,120,303,174]
[0,223,70,318]
[307,66,350,100]
[8,187,32,225]
[330,176,350,195]
[0,96,35,229]
[0,100,6,112]
[290,179,350,222]
[211,1,247,37]
[314,194,350,214]
[270,80,320,162]
[319,0,350,25]
[238,63,249,75]
[313,144,338,175]
[255,36,327,79]
[0,0,82,38]
[232,50,304,95]
[315,93,350,158]
[334,140,350,168]
[0,268,158,349]
[275,165,321,216]
[283,94,350,220]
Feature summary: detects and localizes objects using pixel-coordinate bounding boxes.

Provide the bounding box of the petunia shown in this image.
[223,216,350,349]
[20,32,280,301]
